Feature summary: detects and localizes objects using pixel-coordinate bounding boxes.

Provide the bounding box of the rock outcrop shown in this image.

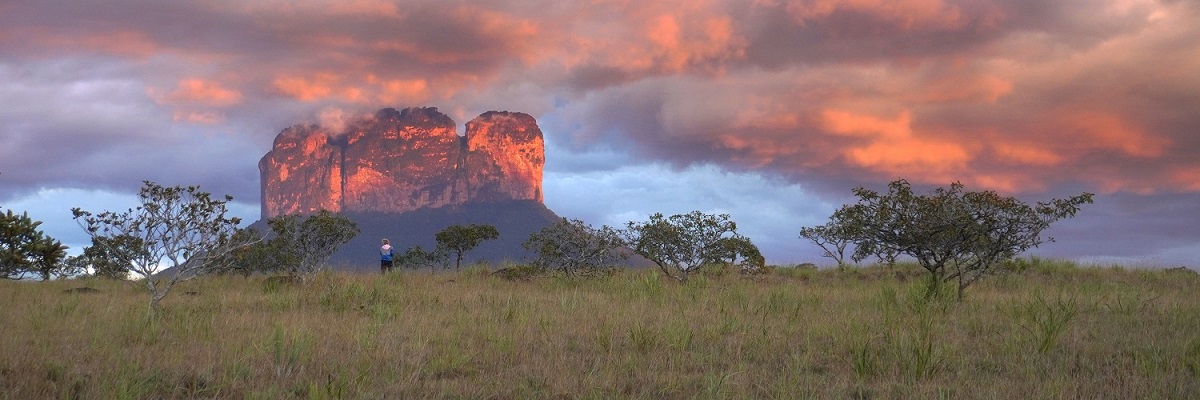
[259,107,544,219]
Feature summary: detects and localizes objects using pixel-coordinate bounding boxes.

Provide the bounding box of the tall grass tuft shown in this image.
[1010,291,1080,354]
[895,310,947,381]
[263,323,313,379]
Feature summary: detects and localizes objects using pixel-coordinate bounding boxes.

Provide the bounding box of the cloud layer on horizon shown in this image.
[2,0,1198,265]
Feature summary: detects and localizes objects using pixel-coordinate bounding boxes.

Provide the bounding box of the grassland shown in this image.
[2,260,1198,399]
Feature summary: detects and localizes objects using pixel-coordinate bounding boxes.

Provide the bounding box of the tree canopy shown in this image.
[1,209,71,280]
[69,235,145,279]
[435,224,500,270]
[708,235,765,274]
[523,218,628,275]
[624,211,744,283]
[215,210,358,280]
[395,245,447,272]
[803,179,1093,299]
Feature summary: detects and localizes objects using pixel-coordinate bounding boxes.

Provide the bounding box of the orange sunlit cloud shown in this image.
[22,29,162,58]
[367,75,431,104]
[968,174,1029,193]
[273,73,436,105]
[1053,110,1169,158]
[1170,166,1200,192]
[909,73,1013,103]
[155,79,243,107]
[643,14,741,71]
[822,109,970,176]
[548,0,744,74]
[273,73,356,102]
[238,0,402,18]
[273,73,335,101]
[145,79,243,124]
[992,143,1062,166]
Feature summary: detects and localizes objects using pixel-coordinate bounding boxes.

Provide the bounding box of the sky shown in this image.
[2,0,1198,268]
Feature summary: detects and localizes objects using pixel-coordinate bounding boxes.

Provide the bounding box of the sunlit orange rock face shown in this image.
[258,107,544,219]
[465,111,545,203]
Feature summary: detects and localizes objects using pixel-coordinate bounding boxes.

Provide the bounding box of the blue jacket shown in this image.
[381,245,394,261]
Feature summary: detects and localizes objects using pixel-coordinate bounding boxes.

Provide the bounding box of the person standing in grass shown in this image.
[380,238,394,274]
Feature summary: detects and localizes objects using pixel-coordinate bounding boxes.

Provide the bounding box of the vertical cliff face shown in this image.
[258,124,343,218]
[465,111,545,203]
[258,107,545,219]
[340,107,462,214]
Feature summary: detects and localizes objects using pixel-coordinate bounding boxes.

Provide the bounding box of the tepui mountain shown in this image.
[257,107,561,270]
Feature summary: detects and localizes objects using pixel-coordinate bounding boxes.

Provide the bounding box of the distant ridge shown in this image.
[325,200,562,271]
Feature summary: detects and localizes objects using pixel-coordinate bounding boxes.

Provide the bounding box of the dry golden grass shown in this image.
[2,260,1198,399]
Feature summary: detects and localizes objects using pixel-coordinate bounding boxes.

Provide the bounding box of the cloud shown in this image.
[272,73,351,102]
[821,109,970,177]
[780,0,973,30]
[1,0,1199,266]
[551,0,1200,195]
[1040,191,1200,266]
[544,163,839,264]
[147,78,245,124]
[152,78,243,107]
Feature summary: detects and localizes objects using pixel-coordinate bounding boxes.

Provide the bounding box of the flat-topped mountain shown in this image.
[257,107,557,267]
[259,107,544,220]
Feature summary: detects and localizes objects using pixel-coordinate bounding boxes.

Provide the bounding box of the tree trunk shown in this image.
[956,274,966,302]
[148,292,166,317]
[924,272,941,301]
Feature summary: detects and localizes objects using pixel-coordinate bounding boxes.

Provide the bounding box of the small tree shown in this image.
[709,235,766,274]
[435,224,499,271]
[73,235,144,279]
[523,218,629,276]
[207,228,271,277]
[1,210,43,279]
[211,211,357,280]
[72,181,254,313]
[27,236,70,281]
[798,206,862,269]
[1,209,71,280]
[800,206,900,270]
[623,211,742,283]
[263,210,359,280]
[396,245,447,272]
[811,179,1093,300]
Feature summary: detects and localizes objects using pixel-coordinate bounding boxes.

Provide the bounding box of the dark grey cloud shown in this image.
[1042,192,1200,266]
